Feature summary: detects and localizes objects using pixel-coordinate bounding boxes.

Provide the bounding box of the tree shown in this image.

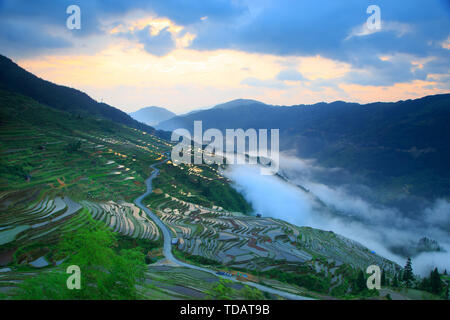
[419,276,431,292]
[240,285,265,300]
[14,217,146,299]
[403,257,414,286]
[397,269,403,283]
[430,268,442,295]
[355,270,366,292]
[208,279,234,300]
[381,268,386,287]
[392,274,399,288]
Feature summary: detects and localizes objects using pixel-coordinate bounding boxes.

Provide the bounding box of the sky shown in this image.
[0,0,449,113]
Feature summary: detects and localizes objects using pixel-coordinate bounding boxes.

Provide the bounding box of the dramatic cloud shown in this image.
[0,0,448,112]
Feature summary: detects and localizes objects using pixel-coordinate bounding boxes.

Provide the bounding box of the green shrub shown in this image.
[14,217,146,300]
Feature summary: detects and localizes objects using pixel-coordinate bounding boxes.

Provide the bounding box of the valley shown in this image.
[0,89,402,300]
[0,55,447,301]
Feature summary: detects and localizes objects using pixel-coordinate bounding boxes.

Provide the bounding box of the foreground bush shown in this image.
[14,218,146,300]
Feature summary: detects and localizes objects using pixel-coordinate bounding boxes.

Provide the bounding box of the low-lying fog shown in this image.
[223,152,450,276]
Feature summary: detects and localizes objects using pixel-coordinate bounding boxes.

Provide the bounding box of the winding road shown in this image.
[134,161,314,300]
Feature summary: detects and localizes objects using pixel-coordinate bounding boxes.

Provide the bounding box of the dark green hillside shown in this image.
[0,90,170,202]
[0,54,168,140]
[158,94,450,199]
[147,162,253,213]
[0,90,171,295]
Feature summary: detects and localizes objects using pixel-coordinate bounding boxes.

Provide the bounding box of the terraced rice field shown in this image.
[0,190,161,256]
[146,191,400,287]
[0,189,162,294]
[0,93,404,299]
[0,94,171,292]
[0,190,89,266]
[0,94,173,203]
[82,200,159,241]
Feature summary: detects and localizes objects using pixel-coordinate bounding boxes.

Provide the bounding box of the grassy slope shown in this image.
[0,90,169,202]
[148,162,253,213]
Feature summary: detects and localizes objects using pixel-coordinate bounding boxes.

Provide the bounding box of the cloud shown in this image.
[241,77,287,89]
[276,69,304,82]
[414,250,450,276]
[0,19,72,53]
[224,153,450,275]
[345,21,413,40]
[191,1,449,58]
[342,55,429,86]
[135,26,176,56]
[441,36,450,49]
[424,199,450,231]
[0,0,245,57]
[225,164,315,226]
[189,0,450,88]
[3,0,449,109]
[2,1,449,64]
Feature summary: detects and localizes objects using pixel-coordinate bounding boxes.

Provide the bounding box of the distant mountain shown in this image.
[129,106,175,126]
[212,98,266,110]
[155,99,265,126]
[158,94,450,200]
[0,54,169,138]
[178,106,213,117]
[391,237,446,258]
[157,99,270,132]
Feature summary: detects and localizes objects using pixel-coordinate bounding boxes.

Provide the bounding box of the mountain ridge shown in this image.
[0,54,169,138]
[212,98,267,110]
[157,93,450,200]
[129,106,176,126]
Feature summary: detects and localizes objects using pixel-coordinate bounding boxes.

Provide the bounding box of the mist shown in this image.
[223,153,450,276]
